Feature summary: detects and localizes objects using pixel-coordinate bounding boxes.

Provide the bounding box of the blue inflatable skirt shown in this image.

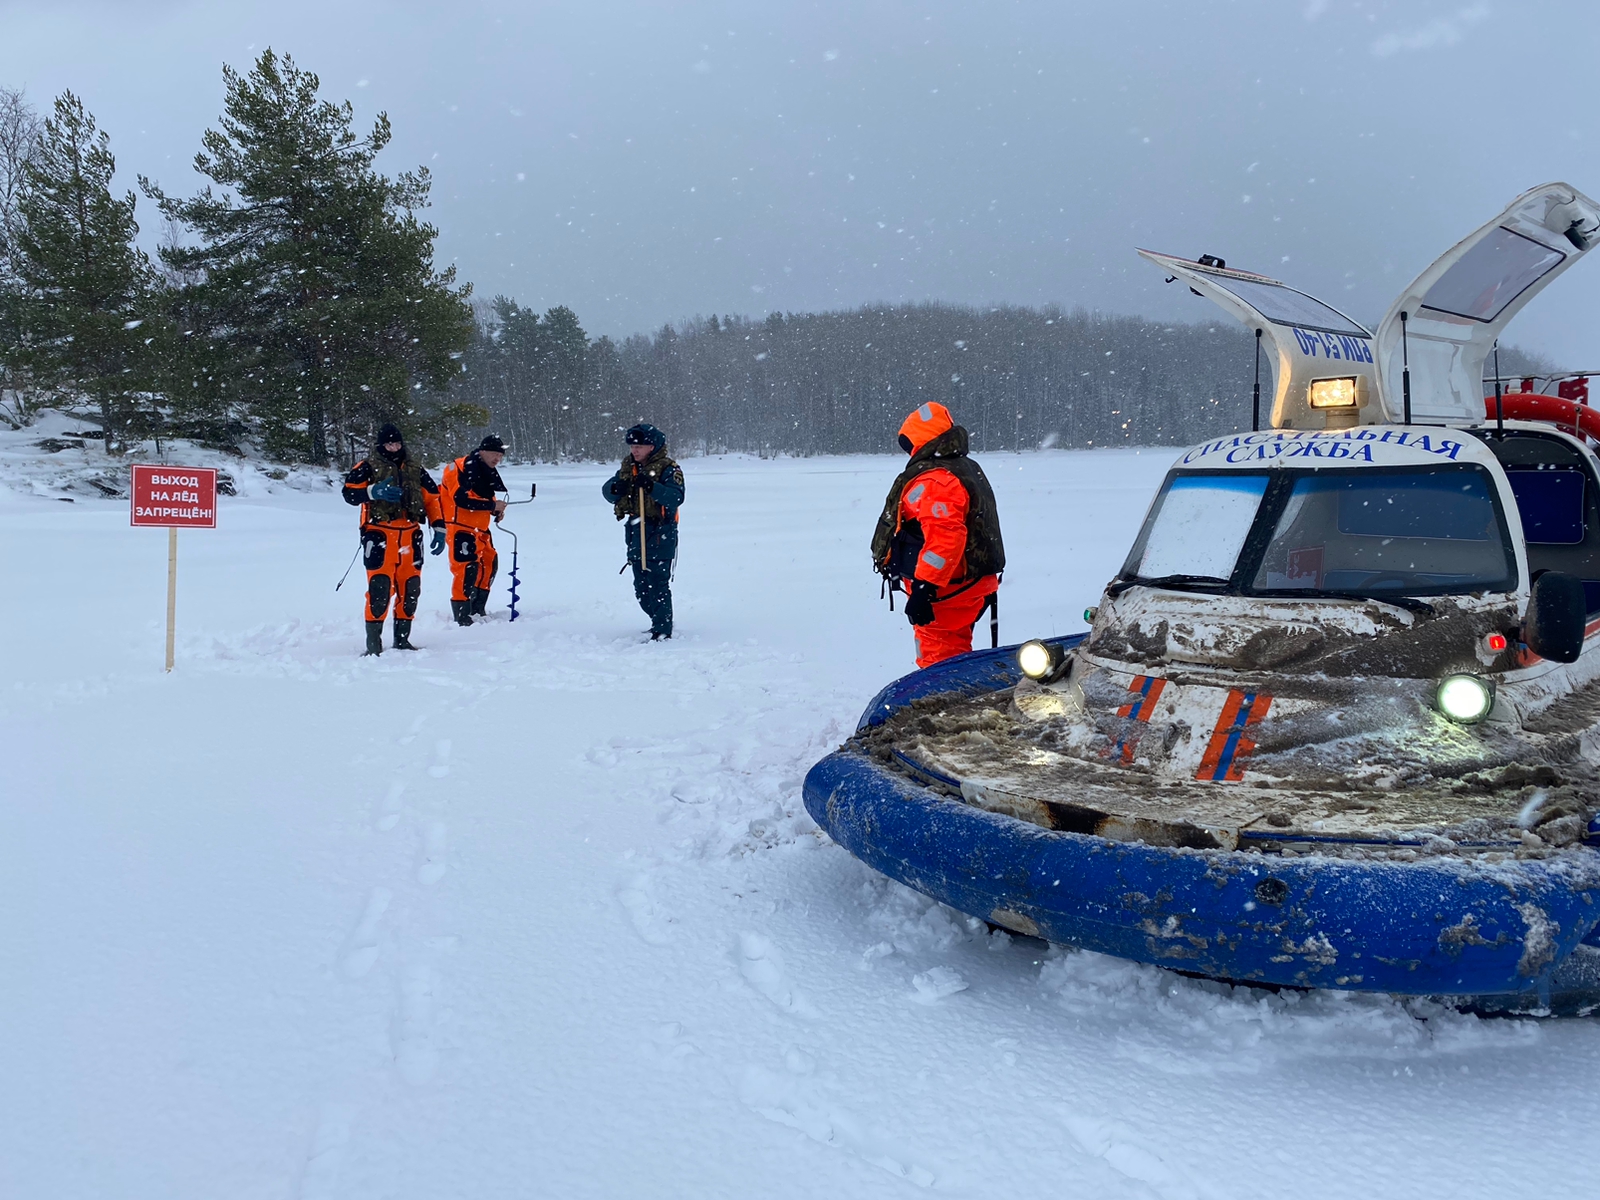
[803,637,1600,1010]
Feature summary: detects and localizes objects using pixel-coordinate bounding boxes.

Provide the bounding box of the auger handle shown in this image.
[638,485,647,569]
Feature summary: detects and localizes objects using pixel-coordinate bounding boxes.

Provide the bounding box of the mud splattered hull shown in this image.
[804,641,1600,1001]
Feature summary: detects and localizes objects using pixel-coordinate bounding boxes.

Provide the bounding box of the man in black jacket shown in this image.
[601,423,685,639]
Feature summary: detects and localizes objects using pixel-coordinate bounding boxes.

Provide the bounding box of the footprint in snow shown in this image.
[617,875,672,945]
[417,822,448,885]
[394,964,439,1085]
[649,1021,701,1068]
[428,739,451,778]
[378,780,405,832]
[297,1102,359,1200]
[739,1063,935,1187]
[585,743,620,769]
[340,887,391,979]
[1063,1113,1214,1200]
[737,932,817,1018]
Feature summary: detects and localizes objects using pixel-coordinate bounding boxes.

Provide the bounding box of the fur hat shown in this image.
[625,423,666,449]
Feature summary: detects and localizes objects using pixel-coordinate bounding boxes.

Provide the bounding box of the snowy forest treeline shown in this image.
[459,300,1265,460]
[0,54,1553,466]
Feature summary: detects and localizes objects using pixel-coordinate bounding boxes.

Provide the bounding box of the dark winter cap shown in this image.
[625,423,665,449]
[478,434,507,453]
[377,423,404,445]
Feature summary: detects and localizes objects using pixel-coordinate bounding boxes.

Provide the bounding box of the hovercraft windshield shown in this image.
[1115,463,1518,602]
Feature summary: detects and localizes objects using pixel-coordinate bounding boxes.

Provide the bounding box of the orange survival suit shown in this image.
[871,403,1005,669]
[440,446,507,625]
[342,423,445,655]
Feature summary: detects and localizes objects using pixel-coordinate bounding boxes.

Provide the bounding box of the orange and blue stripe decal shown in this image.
[1109,675,1166,764]
[1116,675,1166,722]
[1196,690,1272,782]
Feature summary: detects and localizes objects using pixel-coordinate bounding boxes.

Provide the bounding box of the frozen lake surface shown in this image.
[4,444,1598,1198]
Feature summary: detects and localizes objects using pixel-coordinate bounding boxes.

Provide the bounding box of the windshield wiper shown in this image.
[1106,573,1230,598]
[1251,588,1436,616]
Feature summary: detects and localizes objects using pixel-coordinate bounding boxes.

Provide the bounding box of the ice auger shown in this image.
[496,483,536,622]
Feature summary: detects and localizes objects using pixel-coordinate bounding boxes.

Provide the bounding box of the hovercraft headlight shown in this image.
[1018,639,1061,681]
[1436,673,1494,723]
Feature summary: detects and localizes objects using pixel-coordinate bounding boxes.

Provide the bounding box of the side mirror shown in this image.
[1526,570,1587,664]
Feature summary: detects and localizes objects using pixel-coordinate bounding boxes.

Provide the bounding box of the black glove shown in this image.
[369,479,403,503]
[904,580,938,626]
[430,527,447,556]
[634,468,654,493]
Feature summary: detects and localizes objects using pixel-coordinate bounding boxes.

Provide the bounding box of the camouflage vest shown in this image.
[611,447,680,524]
[366,453,428,525]
[870,425,1006,582]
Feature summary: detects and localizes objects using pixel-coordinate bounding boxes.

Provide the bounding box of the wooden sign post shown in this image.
[130,465,219,671]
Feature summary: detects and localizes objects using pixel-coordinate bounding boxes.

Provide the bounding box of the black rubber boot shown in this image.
[393,619,418,650]
[470,587,490,617]
[364,621,384,656]
[451,600,474,626]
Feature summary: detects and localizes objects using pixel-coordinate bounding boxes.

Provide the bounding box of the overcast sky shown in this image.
[2,0,1595,362]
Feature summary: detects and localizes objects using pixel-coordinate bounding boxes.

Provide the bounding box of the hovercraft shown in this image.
[805,183,1600,1012]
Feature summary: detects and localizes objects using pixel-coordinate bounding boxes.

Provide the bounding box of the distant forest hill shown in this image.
[453,300,1283,462]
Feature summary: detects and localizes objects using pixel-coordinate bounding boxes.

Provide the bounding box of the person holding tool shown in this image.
[437,434,509,625]
[870,402,1005,669]
[342,422,445,655]
[601,423,684,640]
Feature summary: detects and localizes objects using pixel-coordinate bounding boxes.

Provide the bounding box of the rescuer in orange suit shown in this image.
[342,422,445,655]
[871,402,1006,668]
[437,434,508,625]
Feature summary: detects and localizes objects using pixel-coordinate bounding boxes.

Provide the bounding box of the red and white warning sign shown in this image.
[129,464,219,671]
[130,464,218,528]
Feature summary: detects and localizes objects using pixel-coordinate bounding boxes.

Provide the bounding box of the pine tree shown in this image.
[11,91,155,450]
[484,296,542,457]
[584,334,629,457]
[538,305,588,459]
[145,49,473,462]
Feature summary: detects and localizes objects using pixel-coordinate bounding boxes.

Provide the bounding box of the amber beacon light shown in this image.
[1308,376,1358,408]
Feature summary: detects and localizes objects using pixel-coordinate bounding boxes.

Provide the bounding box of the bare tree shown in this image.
[0,85,40,256]
[0,85,41,426]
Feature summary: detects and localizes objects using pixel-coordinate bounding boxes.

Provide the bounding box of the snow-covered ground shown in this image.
[4,434,1599,1199]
